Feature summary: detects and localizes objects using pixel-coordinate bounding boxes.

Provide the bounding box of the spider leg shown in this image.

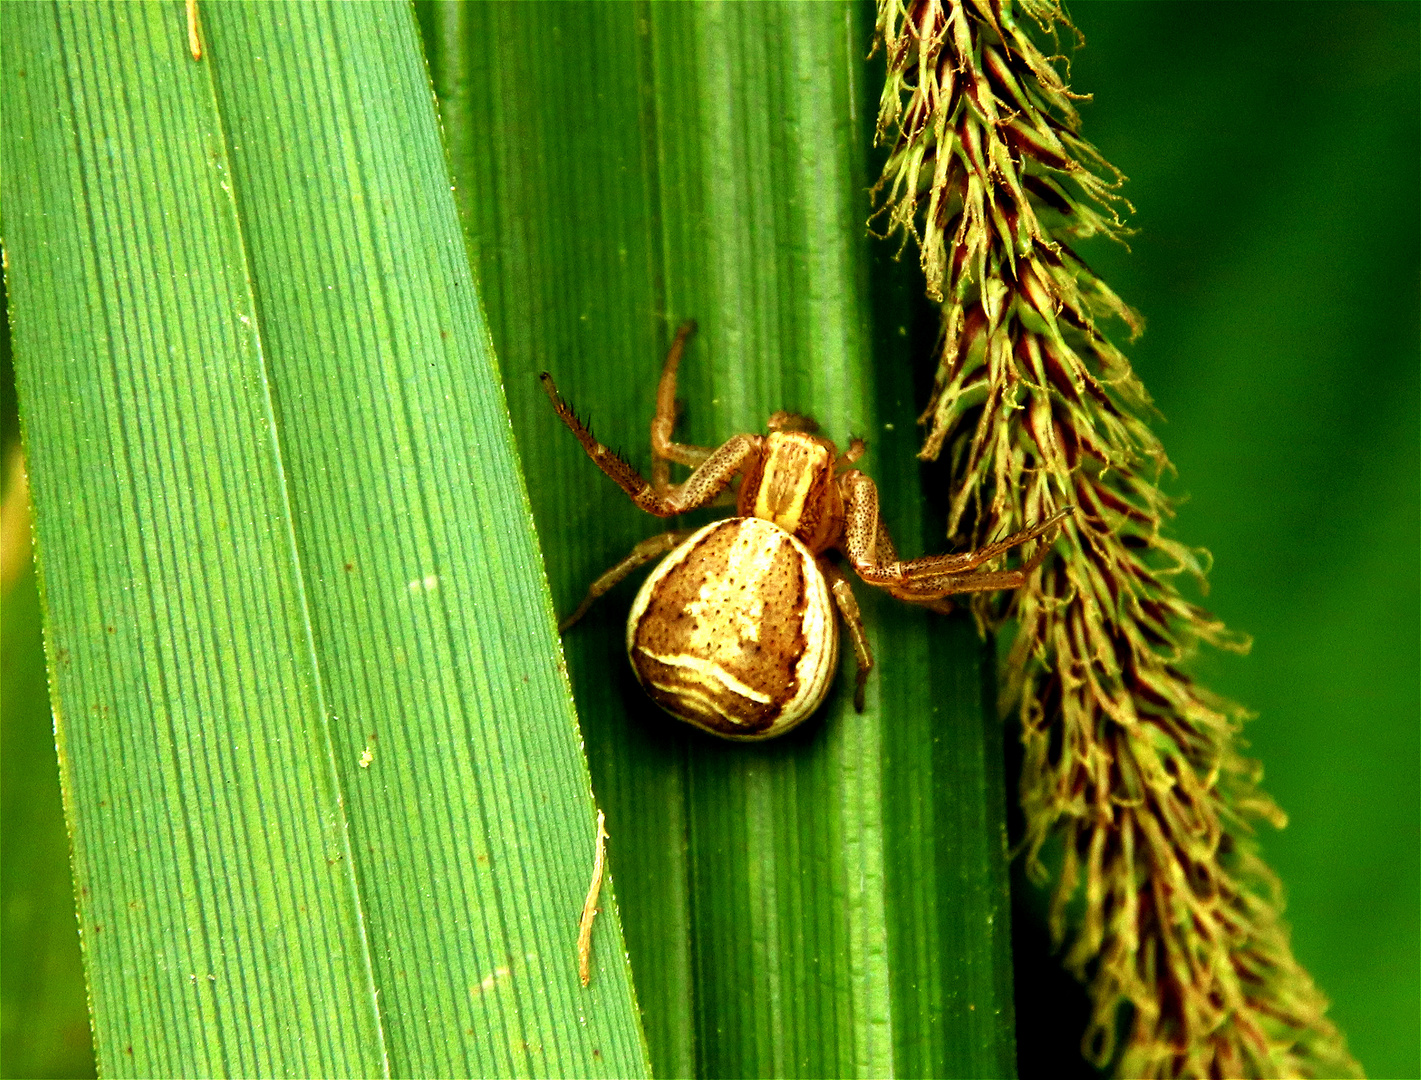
[541,372,761,517]
[886,524,1060,600]
[850,508,956,612]
[651,320,716,496]
[835,437,867,470]
[839,470,1069,593]
[822,560,873,713]
[767,410,820,434]
[559,530,695,632]
[872,499,900,565]
[888,567,1032,599]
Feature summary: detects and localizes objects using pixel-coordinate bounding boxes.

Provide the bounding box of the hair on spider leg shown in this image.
[539,371,596,432]
[538,371,576,417]
[981,522,1013,548]
[539,371,643,471]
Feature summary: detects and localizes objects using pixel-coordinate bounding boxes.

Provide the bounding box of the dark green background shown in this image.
[3,3,1416,1077]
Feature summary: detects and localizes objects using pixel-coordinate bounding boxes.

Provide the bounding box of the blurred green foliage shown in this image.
[2,3,1415,1077]
[1013,5,1419,1078]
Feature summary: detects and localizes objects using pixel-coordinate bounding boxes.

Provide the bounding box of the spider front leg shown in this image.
[838,471,1070,599]
[651,320,717,496]
[541,371,760,517]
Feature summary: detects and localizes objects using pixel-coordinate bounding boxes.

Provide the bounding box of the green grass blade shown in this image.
[3,3,649,1076]
[429,3,1016,1076]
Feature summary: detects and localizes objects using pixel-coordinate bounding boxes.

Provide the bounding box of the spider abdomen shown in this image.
[626,517,839,740]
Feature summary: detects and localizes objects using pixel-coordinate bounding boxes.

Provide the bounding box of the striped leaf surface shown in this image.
[425,3,1018,1076]
[3,3,648,1076]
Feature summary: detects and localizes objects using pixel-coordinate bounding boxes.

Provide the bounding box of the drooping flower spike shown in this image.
[873,2,1359,1075]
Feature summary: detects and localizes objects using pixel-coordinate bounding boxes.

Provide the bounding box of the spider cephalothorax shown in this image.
[541,321,1067,740]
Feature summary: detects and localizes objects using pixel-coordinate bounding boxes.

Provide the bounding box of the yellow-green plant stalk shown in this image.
[872,2,1360,1076]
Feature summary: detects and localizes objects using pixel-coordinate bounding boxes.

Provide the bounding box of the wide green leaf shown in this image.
[3,3,647,1076]
[426,3,1016,1076]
